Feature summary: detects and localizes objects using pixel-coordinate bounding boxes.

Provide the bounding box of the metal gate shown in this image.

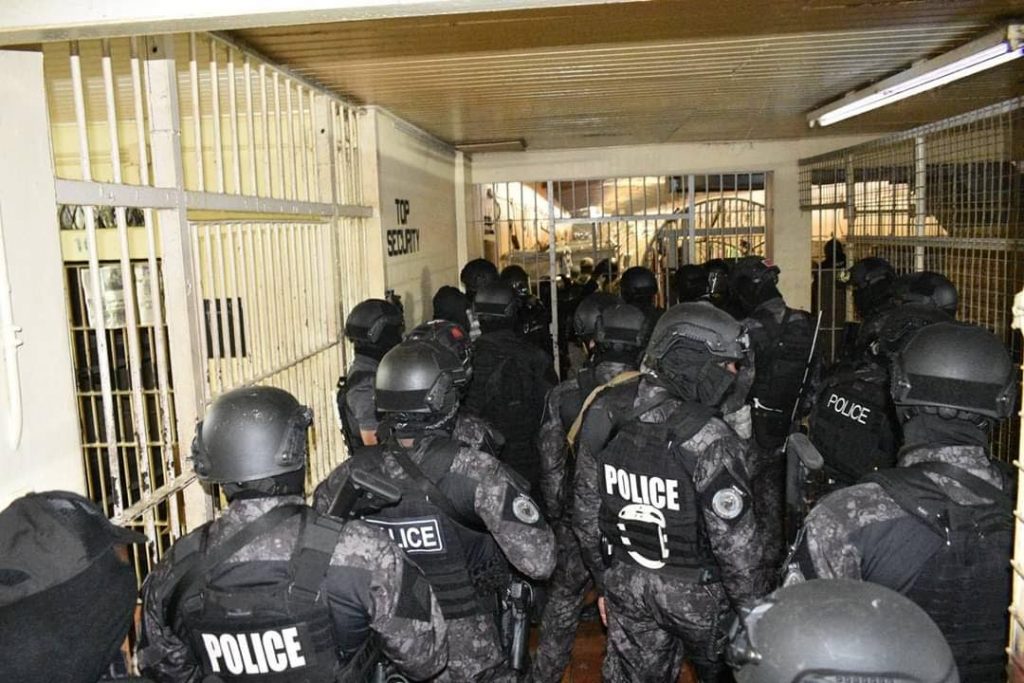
[43,32,373,597]
[473,173,768,369]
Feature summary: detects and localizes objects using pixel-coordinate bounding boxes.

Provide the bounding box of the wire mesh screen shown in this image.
[473,173,768,306]
[800,97,1023,465]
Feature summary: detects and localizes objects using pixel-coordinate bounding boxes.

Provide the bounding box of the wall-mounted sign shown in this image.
[387,197,420,256]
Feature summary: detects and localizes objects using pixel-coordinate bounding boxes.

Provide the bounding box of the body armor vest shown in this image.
[748,306,814,449]
[592,388,718,577]
[865,462,1012,681]
[176,509,345,682]
[810,361,898,487]
[351,442,506,621]
[336,368,374,452]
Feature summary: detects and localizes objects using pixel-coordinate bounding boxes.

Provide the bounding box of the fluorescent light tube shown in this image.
[809,24,1024,127]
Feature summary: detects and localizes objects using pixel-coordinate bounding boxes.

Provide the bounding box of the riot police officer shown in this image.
[465,281,557,494]
[460,258,499,302]
[531,295,648,683]
[809,304,949,492]
[314,341,555,681]
[573,302,766,681]
[840,256,896,362]
[730,256,817,576]
[406,319,505,458]
[337,298,405,448]
[500,264,554,357]
[786,322,1017,680]
[729,580,958,682]
[618,265,663,330]
[891,270,958,315]
[674,263,708,303]
[139,386,447,682]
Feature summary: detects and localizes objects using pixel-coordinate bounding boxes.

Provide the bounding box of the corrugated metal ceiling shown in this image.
[233,1,1024,149]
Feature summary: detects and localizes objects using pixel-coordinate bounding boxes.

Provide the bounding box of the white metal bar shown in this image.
[546,180,559,377]
[133,34,179,536]
[252,225,272,377]
[258,64,271,198]
[242,225,263,379]
[243,56,258,197]
[297,86,311,202]
[101,39,157,543]
[201,225,222,395]
[188,33,205,192]
[286,81,298,200]
[226,50,241,195]
[310,94,323,204]
[272,72,285,200]
[70,41,125,519]
[213,226,236,390]
[208,38,225,194]
[913,135,926,272]
[225,224,245,383]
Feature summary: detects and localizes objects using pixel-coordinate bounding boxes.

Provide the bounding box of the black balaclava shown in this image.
[900,412,990,450]
[432,286,471,331]
[654,345,736,406]
[224,468,307,500]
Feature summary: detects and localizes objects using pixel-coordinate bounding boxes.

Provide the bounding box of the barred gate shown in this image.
[43,32,373,594]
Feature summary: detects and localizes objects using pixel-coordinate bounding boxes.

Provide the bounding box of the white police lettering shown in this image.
[203,627,306,675]
[366,518,444,553]
[826,392,871,425]
[603,464,681,511]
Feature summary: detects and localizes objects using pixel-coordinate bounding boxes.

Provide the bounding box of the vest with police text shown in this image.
[352,442,505,620]
[177,510,344,682]
[810,361,898,487]
[594,395,717,576]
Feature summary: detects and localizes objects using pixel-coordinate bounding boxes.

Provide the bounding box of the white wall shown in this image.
[372,108,460,326]
[470,137,873,308]
[0,51,83,509]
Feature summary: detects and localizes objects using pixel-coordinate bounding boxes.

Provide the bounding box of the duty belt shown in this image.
[611,546,720,583]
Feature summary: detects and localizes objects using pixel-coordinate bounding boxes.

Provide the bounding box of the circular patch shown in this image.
[512,495,540,524]
[711,487,744,520]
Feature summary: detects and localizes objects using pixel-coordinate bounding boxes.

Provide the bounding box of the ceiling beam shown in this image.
[0,0,641,47]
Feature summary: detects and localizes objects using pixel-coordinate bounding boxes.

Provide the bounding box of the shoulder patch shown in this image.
[511,494,541,524]
[711,486,745,520]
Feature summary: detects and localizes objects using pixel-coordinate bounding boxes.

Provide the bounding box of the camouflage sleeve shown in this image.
[690,422,766,607]
[311,460,352,514]
[537,385,569,520]
[571,430,606,593]
[136,554,202,683]
[472,452,556,580]
[343,522,449,681]
[783,486,880,583]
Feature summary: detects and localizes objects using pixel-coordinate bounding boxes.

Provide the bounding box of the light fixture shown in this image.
[454,139,527,153]
[808,23,1023,127]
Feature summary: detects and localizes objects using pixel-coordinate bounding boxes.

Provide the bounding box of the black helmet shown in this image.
[595,303,649,351]
[619,266,658,305]
[705,258,731,300]
[729,256,780,314]
[645,301,750,405]
[344,299,405,348]
[406,320,472,387]
[846,257,895,318]
[892,271,958,316]
[872,303,950,357]
[572,292,620,342]
[729,579,958,683]
[473,281,521,323]
[674,264,708,302]
[460,258,499,298]
[191,386,312,483]
[500,264,531,297]
[891,322,1016,421]
[376,340,462,415]
[432,285,470,331]
[593,257,619,281]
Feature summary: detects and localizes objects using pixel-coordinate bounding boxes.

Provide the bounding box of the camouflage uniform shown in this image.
[453,410,505,460]
[574,379,766,682]
[784,444,1012,680]
[138,495,448,682]
[314,438,555,682]
[531,360,631,683]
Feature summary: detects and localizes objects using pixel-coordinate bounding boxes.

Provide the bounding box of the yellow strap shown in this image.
[565,370,641,447]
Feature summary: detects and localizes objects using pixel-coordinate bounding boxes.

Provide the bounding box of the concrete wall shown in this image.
[469,136,873,308]
[0,51,83,509]
[372,108,460,326]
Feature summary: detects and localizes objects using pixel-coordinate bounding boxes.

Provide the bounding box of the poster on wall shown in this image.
[79,264,157,329]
